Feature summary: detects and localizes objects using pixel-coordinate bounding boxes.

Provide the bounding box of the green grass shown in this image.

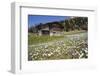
[28,30,86,45]
[63,30,86,35]
[28,33,64,45]
[28,32,88,60]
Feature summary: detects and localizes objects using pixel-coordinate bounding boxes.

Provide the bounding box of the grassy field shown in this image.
[63,30,86,35]
[28,31,88,61]
[28,30,86,45]
[28,33,64,45]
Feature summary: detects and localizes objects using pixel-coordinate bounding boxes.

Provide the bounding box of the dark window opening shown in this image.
[42,30,50,35]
